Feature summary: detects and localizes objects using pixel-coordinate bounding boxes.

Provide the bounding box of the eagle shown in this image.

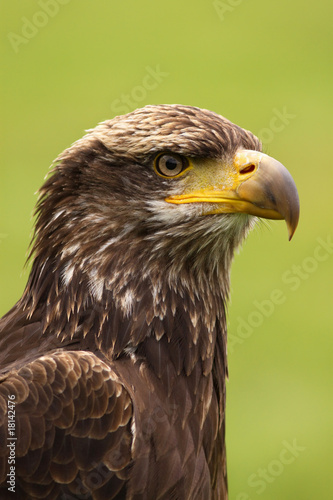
[0,105,299,500]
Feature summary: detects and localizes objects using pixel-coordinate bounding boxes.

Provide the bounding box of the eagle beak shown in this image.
[165,150,300,240]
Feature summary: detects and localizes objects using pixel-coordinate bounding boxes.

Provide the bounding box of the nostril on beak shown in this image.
[239,163,256,175]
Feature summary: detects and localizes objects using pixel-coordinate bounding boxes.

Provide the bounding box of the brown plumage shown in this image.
[0,105,299,499]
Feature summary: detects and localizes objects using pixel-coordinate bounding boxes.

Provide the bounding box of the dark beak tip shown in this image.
[288,229,296,241]
[287,218,299,241]
[287,200,300,241]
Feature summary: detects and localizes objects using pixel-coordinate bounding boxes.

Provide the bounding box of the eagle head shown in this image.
[22,104,299,350]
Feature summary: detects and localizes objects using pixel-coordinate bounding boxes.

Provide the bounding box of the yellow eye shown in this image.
[154,153,188,178]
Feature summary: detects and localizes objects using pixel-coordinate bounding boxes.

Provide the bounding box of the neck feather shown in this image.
[21,207,252,374]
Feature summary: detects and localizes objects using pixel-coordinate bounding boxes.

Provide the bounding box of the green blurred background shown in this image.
[1,1,332,498]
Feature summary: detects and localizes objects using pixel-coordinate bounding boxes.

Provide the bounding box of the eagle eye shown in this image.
[154,153,188,178]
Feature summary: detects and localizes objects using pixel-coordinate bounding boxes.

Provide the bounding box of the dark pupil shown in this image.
[165,157,178,170]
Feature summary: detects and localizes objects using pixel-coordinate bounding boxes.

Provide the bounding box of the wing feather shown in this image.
[0,350,133,499]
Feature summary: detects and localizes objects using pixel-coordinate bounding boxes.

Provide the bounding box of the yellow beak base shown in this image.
[165,150,300,240]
